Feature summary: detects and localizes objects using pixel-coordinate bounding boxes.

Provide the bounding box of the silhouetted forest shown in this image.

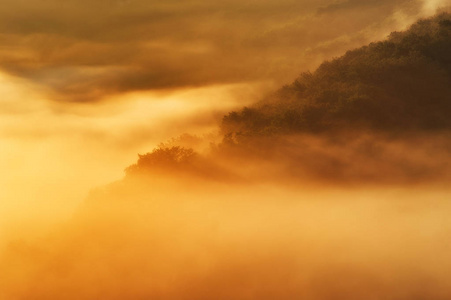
[222,13,451,138]
[127,13,451,183]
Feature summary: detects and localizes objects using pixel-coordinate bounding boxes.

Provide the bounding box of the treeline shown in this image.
[125,13,451,182]
[221,13,451,140]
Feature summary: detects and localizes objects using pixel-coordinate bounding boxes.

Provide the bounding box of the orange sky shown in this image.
[0,0,448,101]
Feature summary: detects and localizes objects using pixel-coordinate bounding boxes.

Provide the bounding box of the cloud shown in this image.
[317,0,412,14]
[0,0,441,101]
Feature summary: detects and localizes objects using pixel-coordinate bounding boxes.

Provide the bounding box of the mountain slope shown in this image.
[126,13,451,183]
[222,13,451,136]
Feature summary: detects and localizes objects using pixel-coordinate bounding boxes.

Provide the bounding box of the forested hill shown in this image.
[125,13,451,183]
[221,12,451,137]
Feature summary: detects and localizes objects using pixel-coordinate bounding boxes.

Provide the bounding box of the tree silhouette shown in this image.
[220,12,451,140]
[125,146,197,174]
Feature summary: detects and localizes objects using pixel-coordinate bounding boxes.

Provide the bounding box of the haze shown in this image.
[1,0,450,299]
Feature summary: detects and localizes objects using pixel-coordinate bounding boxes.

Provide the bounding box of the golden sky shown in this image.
[0,0,447,101]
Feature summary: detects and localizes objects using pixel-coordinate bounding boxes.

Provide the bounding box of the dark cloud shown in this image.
[0,0,441,101]
[317,0,411,14]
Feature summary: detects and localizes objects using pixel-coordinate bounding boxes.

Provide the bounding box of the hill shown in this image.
[221,13,451,138]
[126,13,451,183]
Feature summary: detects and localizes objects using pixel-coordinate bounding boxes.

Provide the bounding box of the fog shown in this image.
[0,71,261,232]
[1,174,451,299]
[1,111,451,299]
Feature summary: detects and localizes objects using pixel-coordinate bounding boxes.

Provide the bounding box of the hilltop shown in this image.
[222,13,451,138]
[126,13,451,183]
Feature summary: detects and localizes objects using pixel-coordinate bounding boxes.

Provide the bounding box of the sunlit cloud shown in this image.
[0,0,444,101]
